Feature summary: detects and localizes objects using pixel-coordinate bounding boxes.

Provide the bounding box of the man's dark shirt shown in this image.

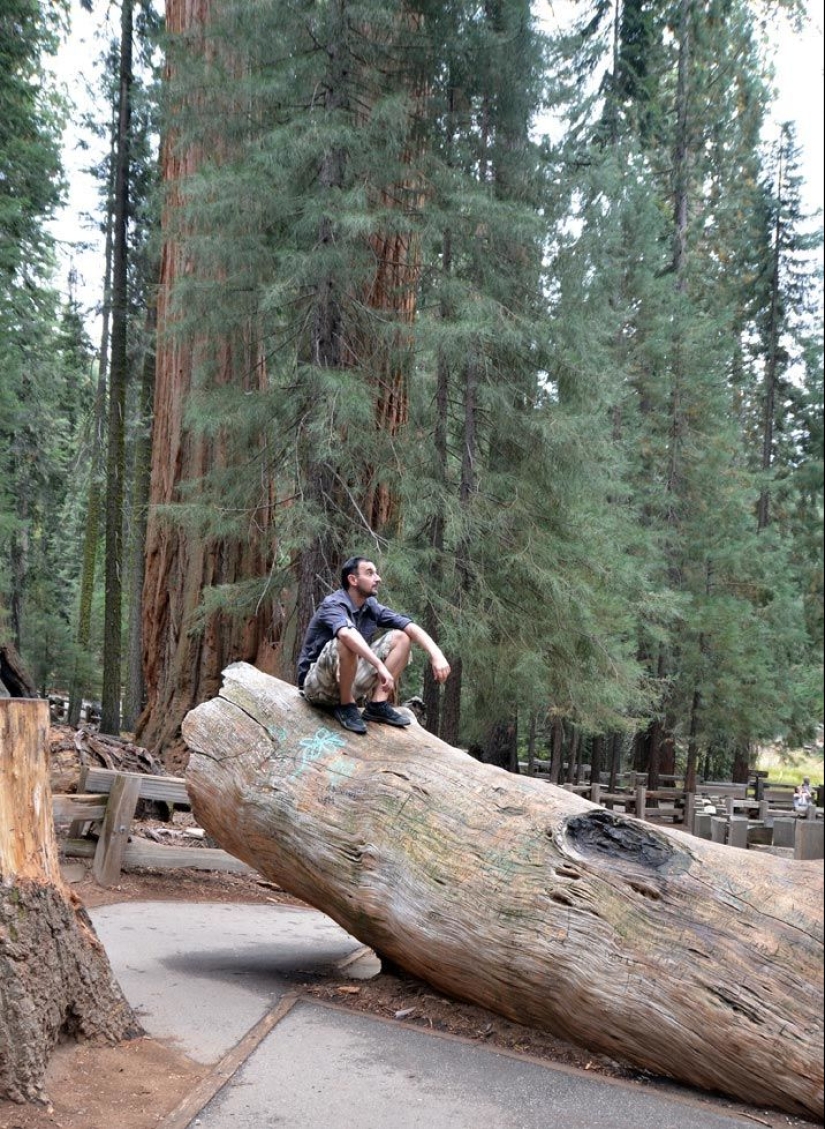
[297,589,412,688]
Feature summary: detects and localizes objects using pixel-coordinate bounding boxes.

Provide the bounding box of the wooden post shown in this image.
[727,818,748,851]
[710,817,727,844]
[634,783,647,822]
[773,819,795,849]
[0,700,139,1104]
[795,821,824,861]
[93,772,141,886]
[694,812,712,839]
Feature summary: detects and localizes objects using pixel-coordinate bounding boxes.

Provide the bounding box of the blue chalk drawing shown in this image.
[296,727,348,775]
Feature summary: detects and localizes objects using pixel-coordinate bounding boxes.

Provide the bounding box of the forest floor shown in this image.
[1,856,821,1129]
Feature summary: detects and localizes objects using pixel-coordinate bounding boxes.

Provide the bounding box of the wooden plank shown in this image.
[598,792,635,805]
[122,839,256,873]
[93,773,141,886]
[158,993,300,1129]
[763,788,795,808]
[83,766,189,805]
[64,837,255,874]
[67,765,91,838]
[696,783,747,799]
[52,794,108,822]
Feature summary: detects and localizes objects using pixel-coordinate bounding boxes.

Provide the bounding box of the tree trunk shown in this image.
[0,641,37,698]
[757,141,784,533]
[101,0,135,737]
[564,724,579,784]
[182,664,823,1120]
[0,701,139,1104]
[123,298,157,734]
[482,715,518,773]
[732,741,751,784]
[590,734,603,789]
[549,715,563,784]
[608,731,622,792]
[137,0,279,768]
[68,118,116,730]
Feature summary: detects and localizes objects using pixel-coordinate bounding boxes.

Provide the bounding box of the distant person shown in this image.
[297,556,451,735]
[793,783,811,815]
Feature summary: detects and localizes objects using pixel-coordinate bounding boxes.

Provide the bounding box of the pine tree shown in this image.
[549,0,820,784]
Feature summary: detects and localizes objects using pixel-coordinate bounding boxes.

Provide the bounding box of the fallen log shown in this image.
[182,663,823,1120]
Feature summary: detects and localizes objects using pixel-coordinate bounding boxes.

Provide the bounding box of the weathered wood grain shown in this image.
[182,663,823,1119]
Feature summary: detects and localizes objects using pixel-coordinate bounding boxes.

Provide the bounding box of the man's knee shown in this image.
[386,629,411,656]
[380,631,411,677]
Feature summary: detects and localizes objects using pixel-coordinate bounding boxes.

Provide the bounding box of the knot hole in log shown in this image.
[564,809,690,875]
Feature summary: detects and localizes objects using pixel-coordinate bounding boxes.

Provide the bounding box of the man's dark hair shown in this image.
[341,556,367,590]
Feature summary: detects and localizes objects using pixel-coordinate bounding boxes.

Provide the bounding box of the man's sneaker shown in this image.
[363,700,412,727]
[332,703,367,735]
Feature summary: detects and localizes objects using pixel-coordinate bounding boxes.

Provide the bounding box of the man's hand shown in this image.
[403,624,451,683]
[430,652,451,684]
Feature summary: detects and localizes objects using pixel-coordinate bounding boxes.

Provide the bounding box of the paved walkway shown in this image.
[90,902,776,1129]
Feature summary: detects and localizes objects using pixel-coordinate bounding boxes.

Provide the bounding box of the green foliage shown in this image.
[1,0,820,776]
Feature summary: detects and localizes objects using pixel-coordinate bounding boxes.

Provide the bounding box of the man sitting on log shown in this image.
[297,556,451,734]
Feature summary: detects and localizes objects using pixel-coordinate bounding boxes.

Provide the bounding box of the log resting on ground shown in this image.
[182,664,823,1120]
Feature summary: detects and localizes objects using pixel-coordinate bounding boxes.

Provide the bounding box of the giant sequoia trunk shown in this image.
[0,701,139,1104]
[183,664,823,1120]
[137,0,279,767]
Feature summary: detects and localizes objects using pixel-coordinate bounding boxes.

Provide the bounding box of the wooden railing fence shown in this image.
[54,767,253,886]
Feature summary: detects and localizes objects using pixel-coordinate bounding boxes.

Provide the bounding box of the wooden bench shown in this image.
[54,767,253,886]
[762,786,797,811]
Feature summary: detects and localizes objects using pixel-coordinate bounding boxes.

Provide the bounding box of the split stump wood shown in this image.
[0,700,140,1104]
[182,664,823,1120]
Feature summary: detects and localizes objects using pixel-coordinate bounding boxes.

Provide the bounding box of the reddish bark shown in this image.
[137,0,281,767]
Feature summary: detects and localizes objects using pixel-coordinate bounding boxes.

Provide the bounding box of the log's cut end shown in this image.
[182,663,824,1122]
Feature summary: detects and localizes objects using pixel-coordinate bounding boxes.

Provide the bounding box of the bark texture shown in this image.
[137,0,280,767]
[0,641,37,698]
[183,664,823,1120]
[0,701,140,1104]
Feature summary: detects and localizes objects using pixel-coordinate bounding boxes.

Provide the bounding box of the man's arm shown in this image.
[404,622,451,683]
[337,626,395,693]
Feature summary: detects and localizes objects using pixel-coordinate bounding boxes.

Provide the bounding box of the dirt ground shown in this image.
[0,859,819,1129]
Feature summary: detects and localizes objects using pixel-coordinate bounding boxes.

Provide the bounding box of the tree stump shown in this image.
[182,664,823,1120]
[0,700,141,1104]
